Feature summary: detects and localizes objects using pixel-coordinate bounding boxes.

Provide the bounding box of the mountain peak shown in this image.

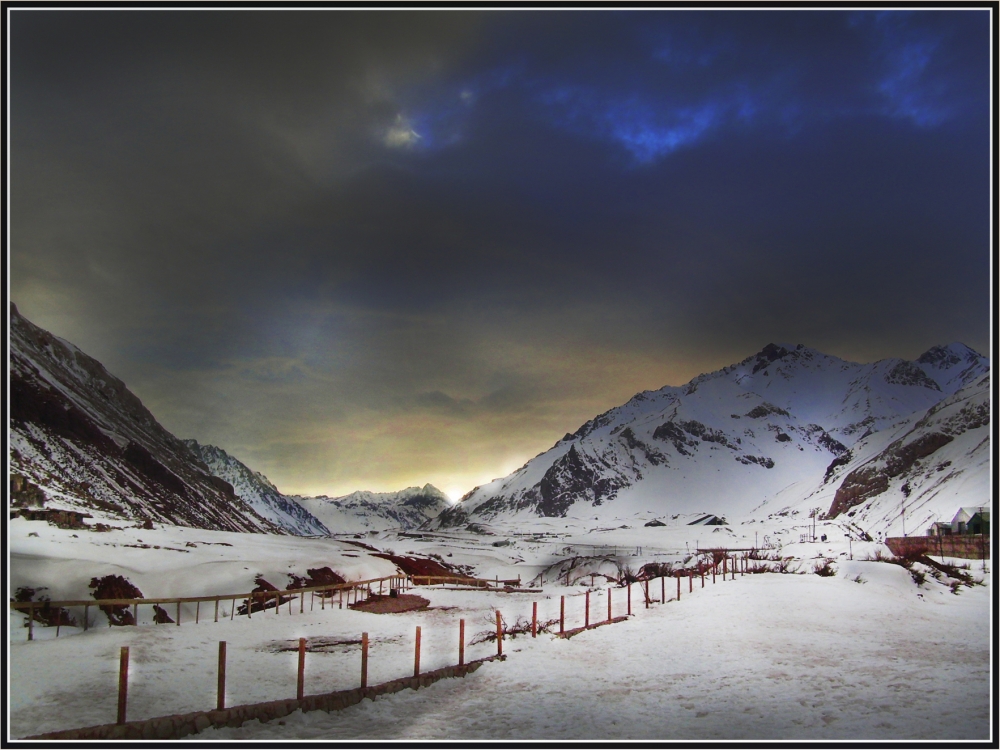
[750,342,802,373]
[917,342,983,367]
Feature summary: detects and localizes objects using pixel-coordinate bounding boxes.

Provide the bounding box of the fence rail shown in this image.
[9,574,412,638]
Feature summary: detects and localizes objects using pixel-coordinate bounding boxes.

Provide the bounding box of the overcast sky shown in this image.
[9,9,992,500]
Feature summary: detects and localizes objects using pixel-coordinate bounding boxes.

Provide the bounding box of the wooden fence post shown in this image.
[117,646,129,725]
[496,611,503,656]
[723,556,727,578]
[300,592,304,614]
[644,580,649,609]
[217,641,226,710]
[414,626,422,676]
[459,620,465,666]
[532,602,537,638]
[713,563,716,584]
[196,601,200,624]
[297,638,306,700]
[607,588,612,622]
[661,576,665,604]
[701,569,705,588]
[677,571,681,601]
[84,603,90,632]
[627,584,631,616]
[231,599,236,620]
[689,573,693,594]
[585,590,590,628]
[361,632,369,689]
[176,601,181,626]
[560,596,565,633]
[215,598,219,623]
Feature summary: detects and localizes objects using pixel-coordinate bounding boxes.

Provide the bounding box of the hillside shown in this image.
[183,440,330,536]
[9,304,281,533]
[430,343,989,537]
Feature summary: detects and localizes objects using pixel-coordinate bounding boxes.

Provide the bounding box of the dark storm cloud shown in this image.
[9,9,991,495]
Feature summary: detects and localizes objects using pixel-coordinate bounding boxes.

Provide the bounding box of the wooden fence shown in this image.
[13,552,753,739]
[9,574,410,640]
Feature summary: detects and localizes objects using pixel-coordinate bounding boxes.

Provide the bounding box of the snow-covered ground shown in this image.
[200,569,992,741]
[7,514,993,741]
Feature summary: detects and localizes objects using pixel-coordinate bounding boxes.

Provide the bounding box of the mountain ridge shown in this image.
[430,341,989,536]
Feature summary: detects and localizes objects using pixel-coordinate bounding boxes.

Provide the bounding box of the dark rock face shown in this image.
[123,442,189,499]
[618,427,668,465]
[736,455,775,469]
[816,431,848,455]
[533,444,628,516]
[11,372,119,454]
[745,402,791,419]
[426,504,468,529]
[90,575,143,626]
[829,432,954,518]
[823,449,854,483]
[288,567,346,591]
[751,344,792,374]
[152,605,174,624]
[884,361,941,391]
[14,587,78,628]
[652,422,699,455]
[644,519,666,527]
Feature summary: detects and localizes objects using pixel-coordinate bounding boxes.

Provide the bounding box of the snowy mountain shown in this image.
[182,440,330,536]
[430,342,989,536]
[752,371,991,537]
[293,484,452,534]
[9,304,282,533]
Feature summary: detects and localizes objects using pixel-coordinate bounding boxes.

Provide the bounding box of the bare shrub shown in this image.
[813,559,836,577]
[469,608,560,645]
[615,561,639,585]
[638,561,674,579]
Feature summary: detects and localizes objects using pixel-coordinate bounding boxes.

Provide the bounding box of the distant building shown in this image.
[926,521,952,537]
[926,506,990,536]
[951,506,989,535]
[688,514,727,526]
[965,510,989,536]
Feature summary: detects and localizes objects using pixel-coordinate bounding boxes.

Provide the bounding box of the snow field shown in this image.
[9,564,991,741]
[195,570,991,741]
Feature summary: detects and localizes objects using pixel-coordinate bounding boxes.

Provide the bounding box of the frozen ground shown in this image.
[7,514,993,741]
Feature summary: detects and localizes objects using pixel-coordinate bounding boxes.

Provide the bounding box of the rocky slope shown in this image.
[753,372,990,538]
[429,342,989,537]
[293,484,451,534]
[9,304,281,533]
[182,440,330,536]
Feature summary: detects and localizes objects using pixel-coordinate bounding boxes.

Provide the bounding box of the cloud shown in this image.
[9,10,990,497]
[383,114,422,148]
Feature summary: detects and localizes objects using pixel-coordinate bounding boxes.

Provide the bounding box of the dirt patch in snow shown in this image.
[348,594,430,614]
[372,552,473,579]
